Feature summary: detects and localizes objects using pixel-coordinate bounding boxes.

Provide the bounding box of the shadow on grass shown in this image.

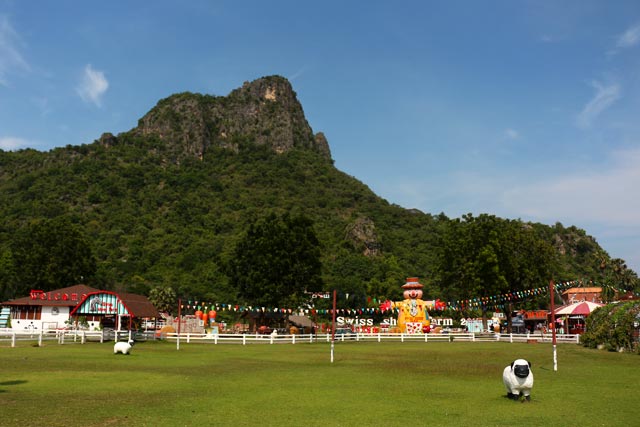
[0,380,28,393]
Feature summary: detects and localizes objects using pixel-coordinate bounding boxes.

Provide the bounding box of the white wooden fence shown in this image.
[0,329,139,347]
[0,329,580,348]
[163,331,580,345]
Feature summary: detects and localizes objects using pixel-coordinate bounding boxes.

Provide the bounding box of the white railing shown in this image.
[162,332,581,345]
[0,329,106,347]
[0,330,580,347]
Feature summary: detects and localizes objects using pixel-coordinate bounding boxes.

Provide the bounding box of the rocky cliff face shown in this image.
[128,75,331,161]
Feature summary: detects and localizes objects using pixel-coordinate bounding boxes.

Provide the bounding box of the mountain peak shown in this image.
[129,75,331,161]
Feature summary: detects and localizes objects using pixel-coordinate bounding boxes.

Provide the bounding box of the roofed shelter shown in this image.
[70,291,158,331]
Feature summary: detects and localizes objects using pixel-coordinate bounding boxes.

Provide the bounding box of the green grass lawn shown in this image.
[1,340,638,426]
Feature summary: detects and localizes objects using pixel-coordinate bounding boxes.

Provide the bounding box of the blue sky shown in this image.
[1,1,639,273]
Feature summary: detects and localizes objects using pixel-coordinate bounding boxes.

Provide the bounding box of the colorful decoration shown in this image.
[387,277,433,334]
[178,280,628,317]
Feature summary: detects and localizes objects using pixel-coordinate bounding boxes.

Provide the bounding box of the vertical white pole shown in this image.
[331,290,336,363]
[177,298,181,351]
[550,280,558,372]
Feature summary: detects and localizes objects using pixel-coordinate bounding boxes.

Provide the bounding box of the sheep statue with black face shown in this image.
[503,359,533,401]
[113,340,135,355]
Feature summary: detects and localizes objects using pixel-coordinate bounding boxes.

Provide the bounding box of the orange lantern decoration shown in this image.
[209,310,217,322]
[202,313,208,323]
[195,310,203,319]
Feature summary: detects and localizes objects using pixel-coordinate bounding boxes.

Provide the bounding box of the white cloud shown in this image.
[0,16,30,86]
[575,80,620,129]
[503,128,520,140]
[373,148,640,270]
[501,148,640,227]
[76,64,109,107]
[616,23,640,49]
[0,136,31,150]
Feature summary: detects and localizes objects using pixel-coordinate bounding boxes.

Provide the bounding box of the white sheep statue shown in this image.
[113,340,135,355]
[503,359,533,401]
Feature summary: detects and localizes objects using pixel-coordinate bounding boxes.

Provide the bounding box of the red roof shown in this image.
[562,287,602,295]
[70,291,159,318]
[1,285,100,307]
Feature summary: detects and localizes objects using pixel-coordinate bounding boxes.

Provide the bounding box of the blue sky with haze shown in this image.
[1,1,639,273]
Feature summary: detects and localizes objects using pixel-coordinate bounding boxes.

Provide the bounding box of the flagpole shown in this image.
[549,280,557,371]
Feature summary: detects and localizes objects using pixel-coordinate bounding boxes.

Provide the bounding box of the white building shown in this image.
[1,285,100,331]
[1,284,159,332]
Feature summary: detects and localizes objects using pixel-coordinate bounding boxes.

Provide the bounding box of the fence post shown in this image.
[11,332,16,348]
[39,331,43,347]
[377,333,381,343]
[81,331,86,344]
[187,333,190,344]
[401,333,404,343]
[510,333,513,343]
[292,334,296,345]
[242,334,246,345]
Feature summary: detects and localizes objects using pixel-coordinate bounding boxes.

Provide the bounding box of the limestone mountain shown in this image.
[114,75,330,162]
[0,75,636,304]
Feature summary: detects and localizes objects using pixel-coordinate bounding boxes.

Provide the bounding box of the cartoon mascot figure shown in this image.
[391,277,432,334]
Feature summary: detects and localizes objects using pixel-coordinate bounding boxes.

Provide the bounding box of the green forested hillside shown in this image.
[0,76,637,309]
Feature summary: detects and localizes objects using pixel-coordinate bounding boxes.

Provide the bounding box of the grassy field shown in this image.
[1,340,638,426]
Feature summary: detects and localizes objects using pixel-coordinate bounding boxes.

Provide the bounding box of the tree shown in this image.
[599,257,639,302]
[227,212,322,309]
[436,214,509,304]
[148,286,177,314]
[9,217,97,297]
[434,214,556,331]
